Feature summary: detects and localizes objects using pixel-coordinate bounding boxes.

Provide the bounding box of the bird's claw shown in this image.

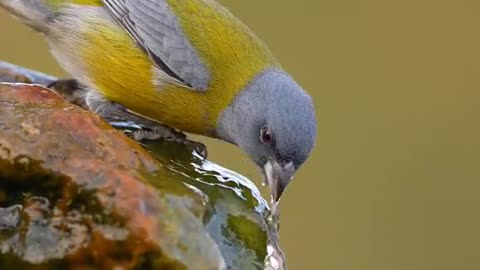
[183,140,208,159]
[47,79,89,109]
[128,127,208,159]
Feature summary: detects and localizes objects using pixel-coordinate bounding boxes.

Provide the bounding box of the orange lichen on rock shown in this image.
[0,83,224,269]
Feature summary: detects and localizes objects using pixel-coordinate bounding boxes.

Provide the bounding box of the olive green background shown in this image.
[1,1,479,269]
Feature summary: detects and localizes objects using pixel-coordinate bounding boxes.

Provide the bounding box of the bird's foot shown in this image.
[130,126,207,159]
[47,79,89,109]
[47,79,208,159]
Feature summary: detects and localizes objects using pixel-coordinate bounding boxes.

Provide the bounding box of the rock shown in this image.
[0,62,56,85]
[0,76,284,269]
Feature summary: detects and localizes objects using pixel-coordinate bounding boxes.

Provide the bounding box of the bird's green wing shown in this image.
[101,0,211,90]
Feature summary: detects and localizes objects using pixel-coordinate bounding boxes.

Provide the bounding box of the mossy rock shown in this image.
[0,81,283,270]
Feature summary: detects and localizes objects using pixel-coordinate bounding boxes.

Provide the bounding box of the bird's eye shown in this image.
[260,127,273,145]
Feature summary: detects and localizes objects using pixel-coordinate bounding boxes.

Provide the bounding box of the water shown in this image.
[264,201,286,270]
[139,133,288,270]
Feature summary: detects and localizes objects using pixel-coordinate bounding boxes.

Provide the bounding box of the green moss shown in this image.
[227,215,268,260]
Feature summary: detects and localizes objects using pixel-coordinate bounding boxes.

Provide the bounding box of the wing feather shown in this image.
[101,0,210,90]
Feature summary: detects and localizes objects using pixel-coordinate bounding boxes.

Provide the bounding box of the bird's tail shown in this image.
[0,0,52,32]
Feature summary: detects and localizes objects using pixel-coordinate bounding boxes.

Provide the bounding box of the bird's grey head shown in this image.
[216,69,317,202]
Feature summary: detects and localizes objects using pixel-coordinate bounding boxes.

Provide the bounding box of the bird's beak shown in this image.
[264,160,295,203]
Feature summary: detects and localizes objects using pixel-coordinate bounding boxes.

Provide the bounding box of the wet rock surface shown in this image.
[0,63,285,270]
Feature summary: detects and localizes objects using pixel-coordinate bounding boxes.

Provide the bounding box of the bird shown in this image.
[0,0,317,202]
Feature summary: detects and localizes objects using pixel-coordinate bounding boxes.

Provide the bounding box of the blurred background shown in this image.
[1,0,479,269]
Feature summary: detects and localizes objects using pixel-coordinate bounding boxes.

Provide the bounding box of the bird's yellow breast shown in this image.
[81,0,278,135]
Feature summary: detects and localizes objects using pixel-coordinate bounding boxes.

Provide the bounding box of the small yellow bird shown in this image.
[0,0,317,202]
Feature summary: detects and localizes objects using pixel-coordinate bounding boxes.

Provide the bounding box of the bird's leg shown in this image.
[47,79,89,109]
[48,79,207,158]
